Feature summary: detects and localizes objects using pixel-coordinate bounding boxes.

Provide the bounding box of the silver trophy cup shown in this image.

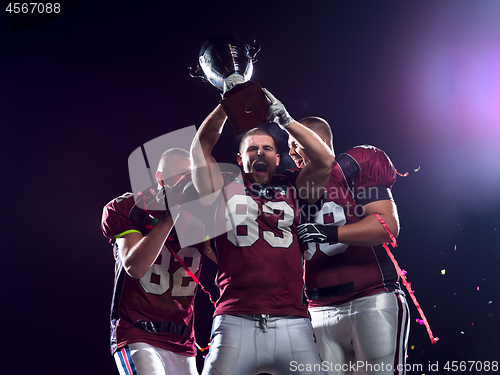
[190,34,270,134]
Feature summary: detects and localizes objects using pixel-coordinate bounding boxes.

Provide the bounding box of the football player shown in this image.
[102,148,215,375]
[292,117,409,375]
[190,91,334,375]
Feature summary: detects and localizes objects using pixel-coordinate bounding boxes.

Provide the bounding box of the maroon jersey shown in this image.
[304,145,401,307]
[211,169,309,318]
[101,191,204,356]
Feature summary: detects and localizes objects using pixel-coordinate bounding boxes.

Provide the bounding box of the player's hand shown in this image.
[155,186,172,218]
[263,88,293,129]
[297,223,338,244]
[136,188,157,208]
[135,186,171,214]
[224,73,245,93]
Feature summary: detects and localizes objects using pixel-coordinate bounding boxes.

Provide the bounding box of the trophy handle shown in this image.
[246,39,261,63]
[188,64,207,81]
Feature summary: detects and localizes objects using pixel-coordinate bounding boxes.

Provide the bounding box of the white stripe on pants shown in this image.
[309,292,409,375]
[114,342,199,375]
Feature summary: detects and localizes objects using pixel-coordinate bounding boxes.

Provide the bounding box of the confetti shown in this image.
[477,286,480,291]
[196,342,211,352]
[441,269,446,275]
[396,170,409,177]
[411,345,415,350]
[414,166,421,172]
[401,269,407,276]
[454,245,457,251]
[416,319,425,325]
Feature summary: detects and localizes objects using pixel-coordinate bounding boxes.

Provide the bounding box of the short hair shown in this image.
[157,148,189,173]
[239,127,278,154]
[298,116,334,150]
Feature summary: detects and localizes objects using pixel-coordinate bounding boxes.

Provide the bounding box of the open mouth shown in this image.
[253,161,269,175]
[292,157,304,168]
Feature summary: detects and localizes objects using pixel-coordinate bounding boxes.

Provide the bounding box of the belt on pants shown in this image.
[134,319,188,336]
[306,282,355,301]
[239,314,299,320]
[236,314,302,331]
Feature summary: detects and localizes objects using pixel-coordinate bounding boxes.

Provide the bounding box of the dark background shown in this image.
[2,1,499,374]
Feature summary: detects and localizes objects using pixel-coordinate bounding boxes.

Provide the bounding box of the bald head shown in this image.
[156,148,190,188]
[298,116,334,150]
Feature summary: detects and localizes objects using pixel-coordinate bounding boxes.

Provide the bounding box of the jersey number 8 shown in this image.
[139,247,201,296]
[224,195,294,248]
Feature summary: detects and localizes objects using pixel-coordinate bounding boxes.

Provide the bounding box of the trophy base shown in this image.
[220,81,270,135]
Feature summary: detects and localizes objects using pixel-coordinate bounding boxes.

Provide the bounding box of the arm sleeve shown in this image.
[101,193,141,243]
[344,145,396,206]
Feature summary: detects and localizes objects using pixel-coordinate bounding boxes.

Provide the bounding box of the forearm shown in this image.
[193,105,227,157]
[286,120,335,169]
[299,199,400,246]
[339,198,399,246]
[190,105,227,197]
[338,213,399,247]
[289,121,334,203]
[119,216,174,279]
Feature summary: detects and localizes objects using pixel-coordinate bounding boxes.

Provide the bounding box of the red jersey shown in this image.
[211,169,309,318]
[101,191,205,356]
[304,145,402,307]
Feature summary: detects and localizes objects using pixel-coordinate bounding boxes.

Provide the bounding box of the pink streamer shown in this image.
[374,214,439,344]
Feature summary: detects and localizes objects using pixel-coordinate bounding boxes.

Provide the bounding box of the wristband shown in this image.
[325,224,339,243]
[278,117,294,130]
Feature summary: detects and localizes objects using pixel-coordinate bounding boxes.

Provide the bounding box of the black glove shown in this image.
[263,88,294,129]
[136,188,156,207]
[134,187,170,216]
[297,223,338,244]
[154,186,172,219]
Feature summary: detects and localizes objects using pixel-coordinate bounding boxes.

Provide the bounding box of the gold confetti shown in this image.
[441,269,446,275]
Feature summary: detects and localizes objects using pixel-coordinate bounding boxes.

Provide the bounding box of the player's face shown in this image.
[288,135,309,168]
[162,155,191,188]
[237,134,280,185]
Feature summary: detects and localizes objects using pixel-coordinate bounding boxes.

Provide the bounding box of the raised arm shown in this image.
[264,89,334,203]
[286,120,334,202]
[190,104,227,204]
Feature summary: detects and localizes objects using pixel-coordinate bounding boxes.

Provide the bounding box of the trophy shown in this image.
[190,34,270,134]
